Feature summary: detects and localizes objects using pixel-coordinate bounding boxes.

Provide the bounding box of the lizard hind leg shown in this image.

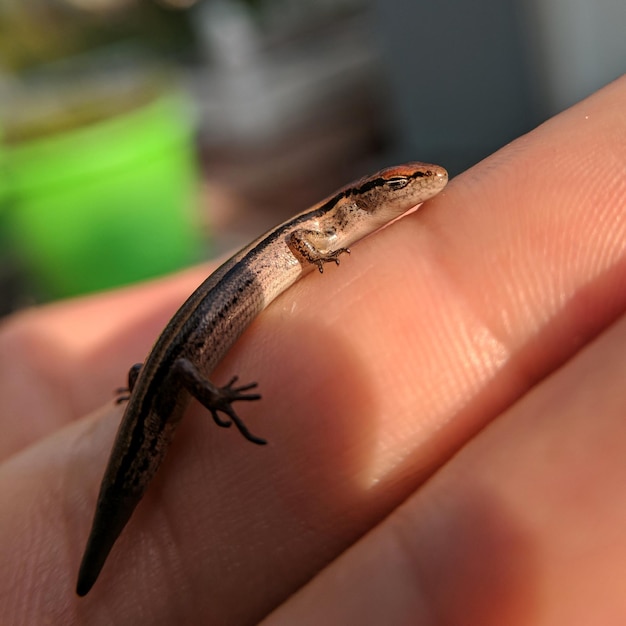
[115,363,143,403]
[172,357,266,445]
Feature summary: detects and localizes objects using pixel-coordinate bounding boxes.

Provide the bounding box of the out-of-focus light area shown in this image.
[0,0,624,313]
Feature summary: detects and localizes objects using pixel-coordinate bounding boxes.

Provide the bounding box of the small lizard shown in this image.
[76,161,448,596]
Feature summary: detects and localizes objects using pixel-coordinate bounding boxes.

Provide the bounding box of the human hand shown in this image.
[1,75,625,625]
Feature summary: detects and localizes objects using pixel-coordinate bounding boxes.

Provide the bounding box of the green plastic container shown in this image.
[3,93,203,299]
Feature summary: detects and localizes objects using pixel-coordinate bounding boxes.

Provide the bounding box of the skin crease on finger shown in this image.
[0,74,624,624]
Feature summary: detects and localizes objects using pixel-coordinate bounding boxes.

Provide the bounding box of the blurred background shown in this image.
[0,0,624,314]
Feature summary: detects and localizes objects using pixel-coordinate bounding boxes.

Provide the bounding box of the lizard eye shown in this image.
[386,176,409,190]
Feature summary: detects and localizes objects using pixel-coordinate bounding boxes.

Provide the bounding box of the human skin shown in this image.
[0,74,625,625]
